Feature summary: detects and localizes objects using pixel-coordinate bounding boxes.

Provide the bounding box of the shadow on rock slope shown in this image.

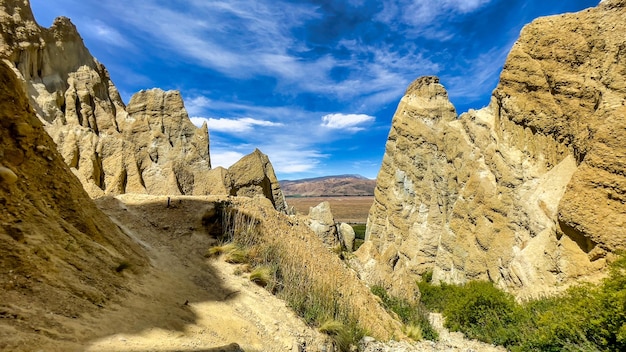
[0,61,236,351]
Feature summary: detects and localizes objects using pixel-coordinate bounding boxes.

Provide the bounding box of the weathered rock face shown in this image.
[307,201,341,247]
[0,0,290,213]
[0,0,211,197]
[226,148,288,213]
[337,222,356,252]
[357,0,626,299]
[0,60,146,349]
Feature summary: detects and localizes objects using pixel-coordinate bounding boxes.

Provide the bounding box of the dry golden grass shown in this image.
[214,198,403,348]
[286,196,374,223]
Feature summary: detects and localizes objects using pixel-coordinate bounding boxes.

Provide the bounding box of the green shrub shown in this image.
[422,269,433,283]
[417,280,463,313]
[371,285,438,341]
[517,254,626,351]
[350,224,366,240]
[417,254,626,351]
[443,281,526,346]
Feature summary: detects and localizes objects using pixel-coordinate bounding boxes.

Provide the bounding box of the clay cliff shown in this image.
[356,0,626,299]
[0,57,147,349]
[0,0,288,211]
[0,0,212,197]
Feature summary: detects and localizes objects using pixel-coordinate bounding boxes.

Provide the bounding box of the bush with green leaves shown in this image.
[417,254,626,351]
[443,281,526,346]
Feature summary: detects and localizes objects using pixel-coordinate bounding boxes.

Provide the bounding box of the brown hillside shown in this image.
[281,175,376,197]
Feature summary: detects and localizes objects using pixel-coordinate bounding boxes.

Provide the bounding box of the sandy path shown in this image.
[82,195,328,352]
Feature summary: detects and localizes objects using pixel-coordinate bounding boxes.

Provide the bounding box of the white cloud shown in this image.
[260,145,328,175]
[321,113,375,132]
[184,96,212,116]
[191,117,283,134]
[208,142,327,176]
[209,150,245,169]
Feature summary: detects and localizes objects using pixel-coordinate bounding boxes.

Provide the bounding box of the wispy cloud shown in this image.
[184,96,212,117]
[81,20,132,48]
[191,117,283,134]
[102,0,320,78]
[209,142,327,174]
[375,0,495,41]
[377,0,493,27]
[444,43,515,109]
[256,145,328,174]
[99,0,438,111]
[321,113,375,132]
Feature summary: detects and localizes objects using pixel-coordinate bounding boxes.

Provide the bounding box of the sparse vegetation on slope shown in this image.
[221,207,364,350]
[208,200,403,351]
[417,255,626,351]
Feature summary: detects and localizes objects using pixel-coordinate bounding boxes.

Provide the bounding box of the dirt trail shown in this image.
[81,194,329,352]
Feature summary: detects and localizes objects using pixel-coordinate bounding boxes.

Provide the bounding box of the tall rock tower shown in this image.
[356,0,626,299]
[0,0,211,197]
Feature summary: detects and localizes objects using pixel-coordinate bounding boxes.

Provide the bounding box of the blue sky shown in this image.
[30,0,599,180]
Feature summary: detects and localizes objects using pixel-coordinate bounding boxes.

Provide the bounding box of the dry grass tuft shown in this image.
[205,243,238,258]
[224,247,249,264]
[249,265,273,287]
[319,320,358,351]
[403,324,423,341]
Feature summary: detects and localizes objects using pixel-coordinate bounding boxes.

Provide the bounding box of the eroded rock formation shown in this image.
[0,1,213,197]
[0,58,146,349]
[226,148,288,213]
[0,0,289,213]
[356,0,626,299]
[307,201,341,248]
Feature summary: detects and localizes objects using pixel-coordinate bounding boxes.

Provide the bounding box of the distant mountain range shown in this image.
[280,174,376,197]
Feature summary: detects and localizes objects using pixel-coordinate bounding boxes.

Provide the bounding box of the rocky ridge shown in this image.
[280,174,377,197]
[356,0,626,299]
[0,0,211,197]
